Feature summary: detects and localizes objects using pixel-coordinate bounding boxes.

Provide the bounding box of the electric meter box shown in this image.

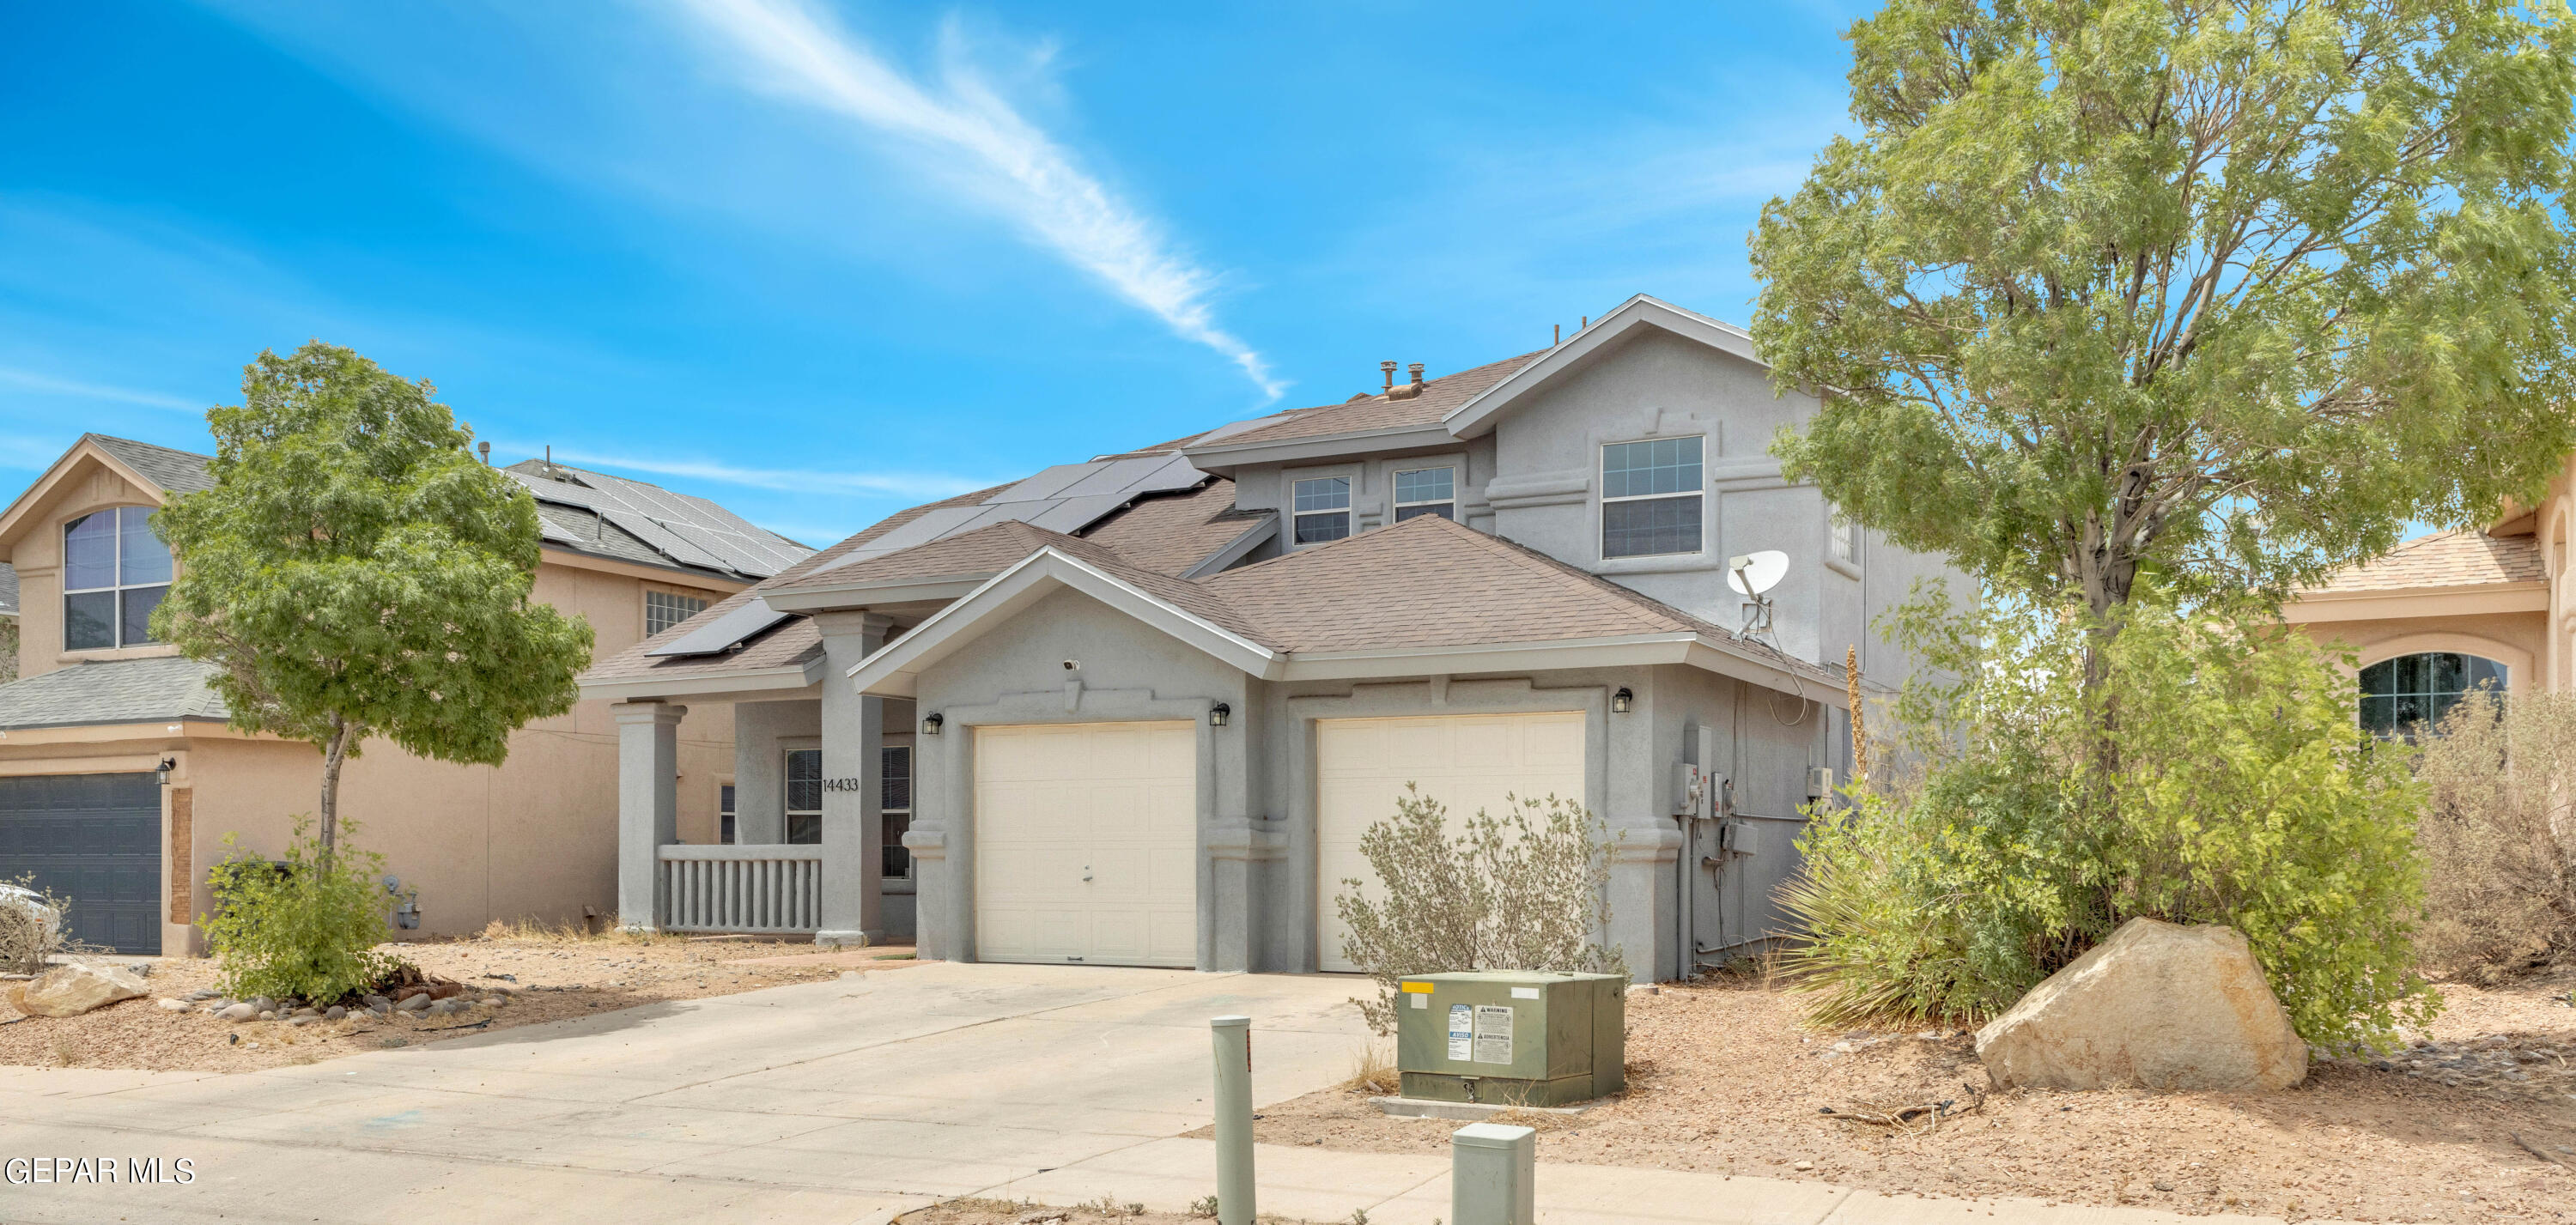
[1393,971,1625,1107]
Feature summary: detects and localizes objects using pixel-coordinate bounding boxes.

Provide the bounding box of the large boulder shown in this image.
[1975,918,2306,1092]
[8,961,150,1018]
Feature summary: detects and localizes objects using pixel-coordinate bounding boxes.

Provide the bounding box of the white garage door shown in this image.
[975,721,1198,967]
[1315,711,1586,972]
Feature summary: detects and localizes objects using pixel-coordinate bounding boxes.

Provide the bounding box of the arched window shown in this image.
[2359,652,2506,735]
[63,506,171,651]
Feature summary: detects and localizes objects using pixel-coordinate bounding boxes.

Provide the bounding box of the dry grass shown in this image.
[1341,1041,1396,1095]
[475,916,683,946]
[2418,691,2576,982]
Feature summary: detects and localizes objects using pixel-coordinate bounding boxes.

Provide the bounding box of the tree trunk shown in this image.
[318,714,355,859]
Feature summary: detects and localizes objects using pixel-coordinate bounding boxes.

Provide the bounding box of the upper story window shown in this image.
[2360,652,2506,736]
[1830,509,1860,567]
[1393,467,1455,522]
[1601,437,1703,559]
[1293,476,1352,543]
[646,590,708,637]
[64,506,172,651]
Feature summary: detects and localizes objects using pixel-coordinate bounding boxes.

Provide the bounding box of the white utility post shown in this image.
[1210,1015,1254,1225]
[1451,1122,1536,1225]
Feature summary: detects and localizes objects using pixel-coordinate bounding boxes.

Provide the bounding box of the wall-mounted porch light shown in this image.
[156,756,176,786]
[1207,702,1230,727]
[1611,688,1633,714]
[921,713,944,736]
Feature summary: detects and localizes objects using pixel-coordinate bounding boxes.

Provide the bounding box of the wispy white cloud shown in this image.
[665,0,1284,401]
[0,366,202,413]
[523,443,993,501]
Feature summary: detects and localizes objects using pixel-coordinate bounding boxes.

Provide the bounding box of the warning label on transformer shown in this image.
[1447,1004,1473,1061]
[1473,1004,1514,1064]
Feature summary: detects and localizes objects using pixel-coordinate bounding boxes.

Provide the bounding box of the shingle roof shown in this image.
[86,434,213,496]
[0,562,16,618]
[2308,530,2546,594]
[1187,351,1547,450]
[0,656,228,731]
[580,482,1014,684]
[1077,480,1271,576]
[1200,514,1816,669]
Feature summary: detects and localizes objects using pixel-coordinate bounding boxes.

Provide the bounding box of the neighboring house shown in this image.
[585,295,1959,981]
[2285,454,2572,733]
[0,434,811,954]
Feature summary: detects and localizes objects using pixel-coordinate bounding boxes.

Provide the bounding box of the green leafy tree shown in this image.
[152,342,594,853]
[1752,0,2576,652]
[1782,591,2435,1050]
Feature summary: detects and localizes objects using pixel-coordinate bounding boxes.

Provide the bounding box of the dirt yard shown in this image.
[1220,973,2576,1223]
[0,931,921,1073]
[899,1200,1243,1225]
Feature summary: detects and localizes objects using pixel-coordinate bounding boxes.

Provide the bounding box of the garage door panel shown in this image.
[1315,713,1586,973]
[975,721,1196,968]
[0,773,162,955]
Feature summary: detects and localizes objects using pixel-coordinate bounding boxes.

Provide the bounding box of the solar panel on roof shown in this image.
[646,597,793,657]
[982,462,1107,504]
[508,466,812,579]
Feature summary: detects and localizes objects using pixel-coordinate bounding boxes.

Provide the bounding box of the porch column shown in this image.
[814,610,893,946]
[613,701,687,931]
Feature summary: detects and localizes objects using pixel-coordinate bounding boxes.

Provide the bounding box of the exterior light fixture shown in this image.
[156,756,176,786]
[1208,702,1230,727]
[1611,688,1633,714]
[921,713,944,736]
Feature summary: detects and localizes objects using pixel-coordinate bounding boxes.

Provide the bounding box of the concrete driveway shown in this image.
[0,962,1373,1224]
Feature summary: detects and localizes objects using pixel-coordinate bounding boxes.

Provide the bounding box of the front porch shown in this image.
[612,679,917,944]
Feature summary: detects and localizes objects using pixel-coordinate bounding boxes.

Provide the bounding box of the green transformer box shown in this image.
[1392,971,1625,1107]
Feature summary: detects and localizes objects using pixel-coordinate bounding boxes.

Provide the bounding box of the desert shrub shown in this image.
[0,876,70,975]
[1334,786,1625,1034]
[2415,690,2576,979]
[202,817,396,1004]
[1781,594,2436,1051]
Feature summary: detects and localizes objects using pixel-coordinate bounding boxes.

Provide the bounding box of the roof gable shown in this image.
[2306,529,2547,595]
[1442,295,1770,439]
[0,434,200,554]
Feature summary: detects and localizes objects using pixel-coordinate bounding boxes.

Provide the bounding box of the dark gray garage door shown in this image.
[0,773,161,954]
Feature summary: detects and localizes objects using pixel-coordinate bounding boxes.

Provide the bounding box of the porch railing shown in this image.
[656,844,823,934]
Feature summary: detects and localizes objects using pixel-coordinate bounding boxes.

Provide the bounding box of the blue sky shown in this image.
[0,1,1868,545]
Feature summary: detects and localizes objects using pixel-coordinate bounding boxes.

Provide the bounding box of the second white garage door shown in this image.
[975,721,1198,967]
[1315,711,1587,972]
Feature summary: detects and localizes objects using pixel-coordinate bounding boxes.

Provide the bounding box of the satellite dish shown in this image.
[1726,550,1789,597]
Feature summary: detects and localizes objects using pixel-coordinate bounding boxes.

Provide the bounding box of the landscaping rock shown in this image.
[290,1007,319,1019]
[394,994,429,1012]
[325,1005,347,1021]
[1975,918,2306,1092]
[478,996,505,1007]
[9,961,149,1017]
[257,1010,276,1021]
[156,998,191,1012]
[218,1003,258,1022]
[286,1016,314,1028]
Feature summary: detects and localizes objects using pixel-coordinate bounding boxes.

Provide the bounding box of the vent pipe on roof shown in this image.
[1379,361,1396,393]
[1388,361,1426,400]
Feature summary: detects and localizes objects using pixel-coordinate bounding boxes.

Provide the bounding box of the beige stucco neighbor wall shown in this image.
[2293,610,2547,698]
[0,445,744,955]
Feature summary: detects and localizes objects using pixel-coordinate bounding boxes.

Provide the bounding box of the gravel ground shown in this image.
[0,933,921,1073]
[1214,973,2576,1223]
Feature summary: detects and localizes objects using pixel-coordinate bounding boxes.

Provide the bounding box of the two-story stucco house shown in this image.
[584,295,1959,981]
[2285,452,2576,732]
[0,434,811,954]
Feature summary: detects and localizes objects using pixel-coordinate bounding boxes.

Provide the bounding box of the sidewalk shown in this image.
[981,1138,2354,1225]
